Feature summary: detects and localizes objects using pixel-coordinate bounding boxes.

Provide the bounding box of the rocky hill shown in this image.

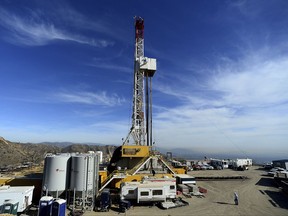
[0,136,117,168]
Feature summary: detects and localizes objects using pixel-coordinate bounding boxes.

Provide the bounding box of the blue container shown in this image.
[52,199,66,216]
[38,196,54,216]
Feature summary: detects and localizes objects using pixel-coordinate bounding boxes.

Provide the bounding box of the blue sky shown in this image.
[0,0,287,158]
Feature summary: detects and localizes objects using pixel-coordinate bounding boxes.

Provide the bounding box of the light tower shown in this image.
[123,16,156,147]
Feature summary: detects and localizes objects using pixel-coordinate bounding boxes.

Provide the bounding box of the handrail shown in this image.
[127,156,150,175]
[99,170,126,193]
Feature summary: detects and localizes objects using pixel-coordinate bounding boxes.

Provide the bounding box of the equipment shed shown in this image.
[0,185,34,212]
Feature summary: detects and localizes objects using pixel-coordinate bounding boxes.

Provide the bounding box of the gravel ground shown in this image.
[84,166,288,216]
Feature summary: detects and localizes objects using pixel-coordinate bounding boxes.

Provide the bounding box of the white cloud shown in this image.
[0,7,113,47]
[55,91,125,107]
[209,56,288,108]
[87,62,131,74]
[153,46,288,154]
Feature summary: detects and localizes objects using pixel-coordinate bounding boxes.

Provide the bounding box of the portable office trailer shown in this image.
[38,196,53,216]
[120,181,176,203]
[0,185,34,213]
[137,182,176,203]
[120,182,139,201]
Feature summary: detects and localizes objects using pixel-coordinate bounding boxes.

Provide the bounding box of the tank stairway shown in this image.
[99,170,126,193]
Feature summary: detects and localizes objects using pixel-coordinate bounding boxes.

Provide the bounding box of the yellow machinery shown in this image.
[99,145,186,191]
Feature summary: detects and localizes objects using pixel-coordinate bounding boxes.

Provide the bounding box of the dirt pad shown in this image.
[84,166,288,216]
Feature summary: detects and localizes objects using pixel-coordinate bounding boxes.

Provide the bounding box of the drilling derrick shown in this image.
[123,16,156,146]
[103,18,179,191]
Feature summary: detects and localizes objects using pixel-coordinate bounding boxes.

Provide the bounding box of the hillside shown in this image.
[0,136,117,168]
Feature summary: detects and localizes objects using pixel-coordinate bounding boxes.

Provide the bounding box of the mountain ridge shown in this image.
[0,137,117,168]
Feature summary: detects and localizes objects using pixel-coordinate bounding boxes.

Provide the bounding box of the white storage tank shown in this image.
[96,151,103,164]
[42,153,71,197]
[69,154,95,192]
[67,152,100,210]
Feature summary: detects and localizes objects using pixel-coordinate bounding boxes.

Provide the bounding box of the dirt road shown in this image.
[85,166,288,216]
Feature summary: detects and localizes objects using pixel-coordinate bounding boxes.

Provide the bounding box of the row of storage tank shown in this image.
[42,151,102,205]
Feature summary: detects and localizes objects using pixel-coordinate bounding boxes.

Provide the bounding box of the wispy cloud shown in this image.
[86,62,131,74]
[152,44,288,153]
[55,91,125,107]
[0,7,114,47]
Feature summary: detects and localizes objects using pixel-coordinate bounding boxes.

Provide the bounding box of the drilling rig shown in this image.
[123,16,156,147]
[100,17,184,192]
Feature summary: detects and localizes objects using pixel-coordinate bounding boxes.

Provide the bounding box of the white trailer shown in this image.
[120,180,176,203]
[232,159,253,170]
[0,185,34,212]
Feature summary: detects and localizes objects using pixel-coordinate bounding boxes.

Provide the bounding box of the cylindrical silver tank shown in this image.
[42,154,71,196]
[96,151,103,164]
[69,154,95,192]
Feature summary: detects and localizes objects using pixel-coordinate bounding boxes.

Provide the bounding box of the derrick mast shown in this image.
[123,16,156,146]
[104,17,179,184]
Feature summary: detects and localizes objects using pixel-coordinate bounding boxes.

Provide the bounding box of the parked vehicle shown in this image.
[267,167,286,177]
[210,159,229,169]
[200,165,208,170]
[263,163,273,170]
[192,164,201,170]
[205,165,214,170]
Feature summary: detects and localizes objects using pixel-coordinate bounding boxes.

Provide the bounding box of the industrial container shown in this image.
[52,199,66,216]
[38,196,54,216]
[0,185,34,213]
[42,153,71,197]
[69,154,96,192]
[68,153,99,210]
[96,151,103,164]
[0,199,19,215]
